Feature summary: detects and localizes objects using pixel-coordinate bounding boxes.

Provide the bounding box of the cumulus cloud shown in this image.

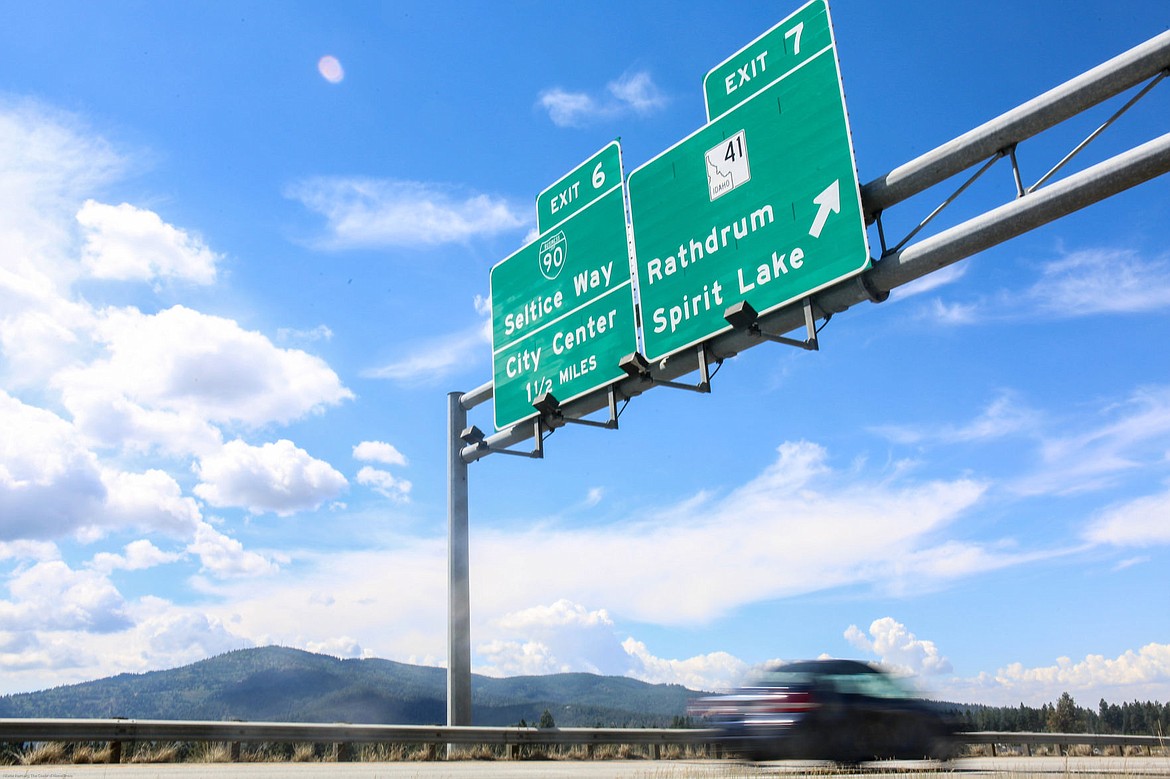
[478,600,627,678]
[57,305,353,455]
[0,541,60,563]
[477,599,758,691]
[186,521,279,578]
[539,69,668,127]
[353,441,407,467]
[622,639,753,692]
[844,617,952,676]
[944,642,1170,706]
[355,467,411,503]
[0,393,212,543]
[304,636,369,659]
[0,561,130,633]
[77,200,219,285]
[90,539,182,573]
[286,177,527,249]
[99,468,202,536]
[194,439,348,516]
[0,391,106,540]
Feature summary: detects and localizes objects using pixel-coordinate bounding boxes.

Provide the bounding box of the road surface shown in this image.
[2,756,1167,778]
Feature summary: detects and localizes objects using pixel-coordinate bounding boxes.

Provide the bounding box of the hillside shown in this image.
[0,646,697,727]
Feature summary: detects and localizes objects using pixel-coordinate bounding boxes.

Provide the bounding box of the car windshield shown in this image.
[751,668,916,700]
[826,672,913,699]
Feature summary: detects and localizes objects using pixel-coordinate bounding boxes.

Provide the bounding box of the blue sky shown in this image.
[1,0,1168,708]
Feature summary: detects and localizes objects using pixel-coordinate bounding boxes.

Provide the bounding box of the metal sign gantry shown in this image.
[446,25,1170,732]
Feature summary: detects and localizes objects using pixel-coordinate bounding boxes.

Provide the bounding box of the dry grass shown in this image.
[128,741,183,763]
[187,742,234,762]
[16,742,68,765]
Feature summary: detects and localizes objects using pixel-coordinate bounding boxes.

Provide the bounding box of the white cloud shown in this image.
[1016,385,1170,496]
[186,521,279,578]
[0,561,130,633]
[0,540,60,563]
[57,305,352,455]
[1027,248,1170,315]
[498,599,613,631]
[0,98,122,289]
[355,466,411,503]
[476,600,755,688]
[621,639,752,692]
[872,391,1039,446]
[471,441,988,625]
[362,318,489,384]
[895,264,968,299]
[99,468,202,536]
[194,439,348,516]
[538,89,600,128]
[0,393,211,543]
[276,324,333,344]
[286,177,527,249]
[90,539,182,574]
[922,297,980,325]
[607,71,668,114]
[0,596,252,692]
[0,391,106,540]
[1083,487,1170,547]
[477,639,564,676]
[538,70,668,127]
[304,636,369,659]
[945,642,1170,706]
[353,441,407,467]
[901,248,1170,328]
[844,617,952,676]
[478,600,625,678]
[188,542,448,668]
[77,200,219,285]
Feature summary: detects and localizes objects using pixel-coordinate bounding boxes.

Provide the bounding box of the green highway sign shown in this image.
[491,148,636,431]
[628,3,868,363]
[537,141,623,233]
[703,0,833,122]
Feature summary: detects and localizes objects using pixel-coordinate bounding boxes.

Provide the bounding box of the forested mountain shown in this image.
[0,646,694,727]
[3,647,1165,736]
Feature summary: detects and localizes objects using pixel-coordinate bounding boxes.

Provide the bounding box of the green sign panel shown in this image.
[491,148,636,431]
[703,0,833,122]
[628,5,868,363]
[537,141,623,233]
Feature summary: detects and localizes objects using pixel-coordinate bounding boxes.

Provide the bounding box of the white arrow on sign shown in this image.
[809,179,840,239]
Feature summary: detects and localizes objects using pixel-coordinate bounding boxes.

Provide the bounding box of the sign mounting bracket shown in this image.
[533,386,620,431]
[724,297,822,351]
[459,420,545,459]
[619,344,715,394]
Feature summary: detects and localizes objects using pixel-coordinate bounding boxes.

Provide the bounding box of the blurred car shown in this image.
[689,659,958,763]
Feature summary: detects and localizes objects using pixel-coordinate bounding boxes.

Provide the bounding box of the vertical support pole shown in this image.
[447,392,472,748]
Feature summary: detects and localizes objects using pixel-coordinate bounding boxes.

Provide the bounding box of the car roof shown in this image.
[768,659,882,675]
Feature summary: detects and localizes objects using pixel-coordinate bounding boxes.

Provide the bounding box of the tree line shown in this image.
[952,692,1169,735]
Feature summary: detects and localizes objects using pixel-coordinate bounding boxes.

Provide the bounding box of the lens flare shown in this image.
[317,55,344,84]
